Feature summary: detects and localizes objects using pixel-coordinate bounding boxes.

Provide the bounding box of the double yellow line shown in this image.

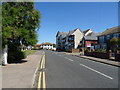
[38,55,46,90]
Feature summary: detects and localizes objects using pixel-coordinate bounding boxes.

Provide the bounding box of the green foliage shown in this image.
[110,37,119,46]
[97,48,106,52]
[85,48,90,52]
[23,50,37,56]
[8,43,26,63]
[2,2,40,47]
[116,47,120,50]
[110,37,120,51]
[53,44,56,47]
[118,38,120,45]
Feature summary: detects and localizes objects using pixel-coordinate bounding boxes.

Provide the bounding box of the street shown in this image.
[44,50,119,88]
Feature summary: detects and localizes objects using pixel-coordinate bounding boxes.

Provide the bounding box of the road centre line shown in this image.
[64,57,74,61]
[43,72,46,89]
[38,55,46,89]
[38,72,42,88]
[80,64,113,80]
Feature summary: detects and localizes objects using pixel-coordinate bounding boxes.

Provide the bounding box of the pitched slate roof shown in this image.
[83,29,91,35]
[68,28,83,35]
[40,42,53,46]
[61,32,68,37]
[84,32,100,40]
[56,31,68,37]
[98,26,120,36]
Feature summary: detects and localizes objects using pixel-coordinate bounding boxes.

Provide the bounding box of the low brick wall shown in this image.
[84,52,92,56]
[72,49,80,53]
[84,52,109,59]
[115,54,120,61]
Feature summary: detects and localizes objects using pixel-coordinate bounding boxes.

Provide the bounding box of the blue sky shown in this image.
[35,2,118,44]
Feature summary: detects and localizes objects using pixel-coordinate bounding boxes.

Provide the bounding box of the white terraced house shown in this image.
[39,43,53,50]
[56,28,84,51]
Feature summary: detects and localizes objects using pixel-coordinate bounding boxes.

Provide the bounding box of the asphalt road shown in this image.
[44,50,119,88]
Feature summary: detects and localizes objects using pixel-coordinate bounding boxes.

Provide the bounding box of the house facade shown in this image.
[82,29,99,51]
[97,26,120,50]
[40,43,53,49]
[56,28,99,51]
[35,43,54,50]
[56,28,83,51]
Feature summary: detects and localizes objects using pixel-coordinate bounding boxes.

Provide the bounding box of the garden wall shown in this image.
[84,52,109,59]
[72,49,80,53]
[115,53,120,61]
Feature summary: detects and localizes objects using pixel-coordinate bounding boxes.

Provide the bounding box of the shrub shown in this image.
[85,48,90,52]
[8,50,26,63]
[97,48,106,52]
[65,49,72,52]
[117,47,120,51]
[7,43,26,63]
[110,37,119,51]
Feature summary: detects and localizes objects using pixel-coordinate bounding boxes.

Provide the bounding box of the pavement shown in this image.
[45,50,118,88]
[2,50,44,88]
[66,52,120,67]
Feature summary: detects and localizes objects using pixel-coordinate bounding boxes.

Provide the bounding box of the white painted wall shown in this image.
[42,45,53,49]
[72,29,84,49]
[85,29,93,36]
[2,45,8,65]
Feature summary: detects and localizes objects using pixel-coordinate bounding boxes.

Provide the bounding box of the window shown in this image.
[113,33,119,38]
[99,36,104,43]
[106,35,110,40]
[101,44,107,49]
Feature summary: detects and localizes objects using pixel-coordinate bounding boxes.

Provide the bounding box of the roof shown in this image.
[83,29,91,34]
[61,32,68,37]
[40,42,53,46]
[35,44,41,47]
[68,30,74,35]
[56,31,68,37]
[84,32,100,40]
[83,29,93,36]
[98,26,120,36]
[36,43,53,46]
[68,28,83,35]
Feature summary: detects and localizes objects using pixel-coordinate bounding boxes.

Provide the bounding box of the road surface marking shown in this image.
[42,55,46,89]
[64,57,74,61]
[38,55,44,89]
[38,72,42,88]
[43,55,45,69]
[38,55,46,89]
[43,72,46,89]
[80,64,113,80]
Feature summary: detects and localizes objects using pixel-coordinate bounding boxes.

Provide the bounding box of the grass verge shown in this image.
[23,50,37,56]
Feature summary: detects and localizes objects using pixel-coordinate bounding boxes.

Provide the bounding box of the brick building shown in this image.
[82,29,99,51]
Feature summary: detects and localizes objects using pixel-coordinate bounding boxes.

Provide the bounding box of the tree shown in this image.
[53,43,56,48]
[2,2,40,47]
[2,2,40,62]
[118,38,120,46]
[110,37,119,51]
